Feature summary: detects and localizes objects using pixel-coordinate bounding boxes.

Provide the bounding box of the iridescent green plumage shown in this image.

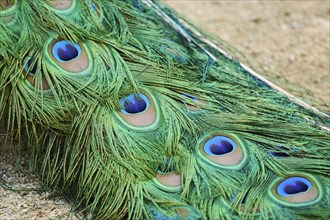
[0,0,329,219]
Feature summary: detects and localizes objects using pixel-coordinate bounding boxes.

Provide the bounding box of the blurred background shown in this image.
[1,1,329,219]
[164,0,330,111]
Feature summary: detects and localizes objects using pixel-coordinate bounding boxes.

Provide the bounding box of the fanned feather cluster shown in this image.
[0,0,329,219]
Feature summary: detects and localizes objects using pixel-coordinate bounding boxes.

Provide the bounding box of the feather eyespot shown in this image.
[45,0,73,10]
[24,56,38,76]
[0,1,14,10]
[156,159,175,174]
[23,56,51,90]
[154,159,181,189]
[227,191,260,213]
[0,0,17,23]
[199,133,247,169]
[183,94,198,101]
[229,193,248,205]
[176,207,194,218]
[268,151,290,157]
[117,92,159,129]
[176,206,202,219]
[0,0,17,12]
[150,206,199,220]
[155,172,181,188]
[268,146,298,157]
[270,175,321,206]
[48,39,90,73]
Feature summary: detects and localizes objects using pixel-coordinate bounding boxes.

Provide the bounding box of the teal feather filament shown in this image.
[0,0,329,219]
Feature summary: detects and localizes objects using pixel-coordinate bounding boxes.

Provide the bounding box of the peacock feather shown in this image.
[0,0,329,219]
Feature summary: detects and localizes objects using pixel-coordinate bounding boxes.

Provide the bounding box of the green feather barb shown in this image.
[0,0,329,219]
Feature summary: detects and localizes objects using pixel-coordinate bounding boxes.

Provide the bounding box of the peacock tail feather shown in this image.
[0,0,329,219]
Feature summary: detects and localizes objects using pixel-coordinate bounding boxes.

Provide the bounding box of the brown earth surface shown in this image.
[1,1,329,219]
[164,0,330,111]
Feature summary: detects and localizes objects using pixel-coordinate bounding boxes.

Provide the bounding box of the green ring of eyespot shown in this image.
[0,0,17,15]
[152,177,182,193]
[17,55,53,94]
[44,0,77,14]
[0,0,18,25]
[18,75,53,95]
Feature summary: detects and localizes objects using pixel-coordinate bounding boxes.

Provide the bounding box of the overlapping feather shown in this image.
[0,0,329,219]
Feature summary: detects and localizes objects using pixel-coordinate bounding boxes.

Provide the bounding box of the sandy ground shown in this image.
[164,0,330,111]
[0,1,329,219]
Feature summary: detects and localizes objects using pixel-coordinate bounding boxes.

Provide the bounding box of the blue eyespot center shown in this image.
[210,141,233,155]
[120,93,150,114]
[52,40,81,62]
[24,56,38,75]
[204,136,236,156]
[277,177,312,196]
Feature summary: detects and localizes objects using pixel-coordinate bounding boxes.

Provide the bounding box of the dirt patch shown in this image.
[1,1,329,219]
[0,150,79,220]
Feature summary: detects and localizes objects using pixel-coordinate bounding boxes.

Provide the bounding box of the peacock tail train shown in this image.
[0,0,329,219]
